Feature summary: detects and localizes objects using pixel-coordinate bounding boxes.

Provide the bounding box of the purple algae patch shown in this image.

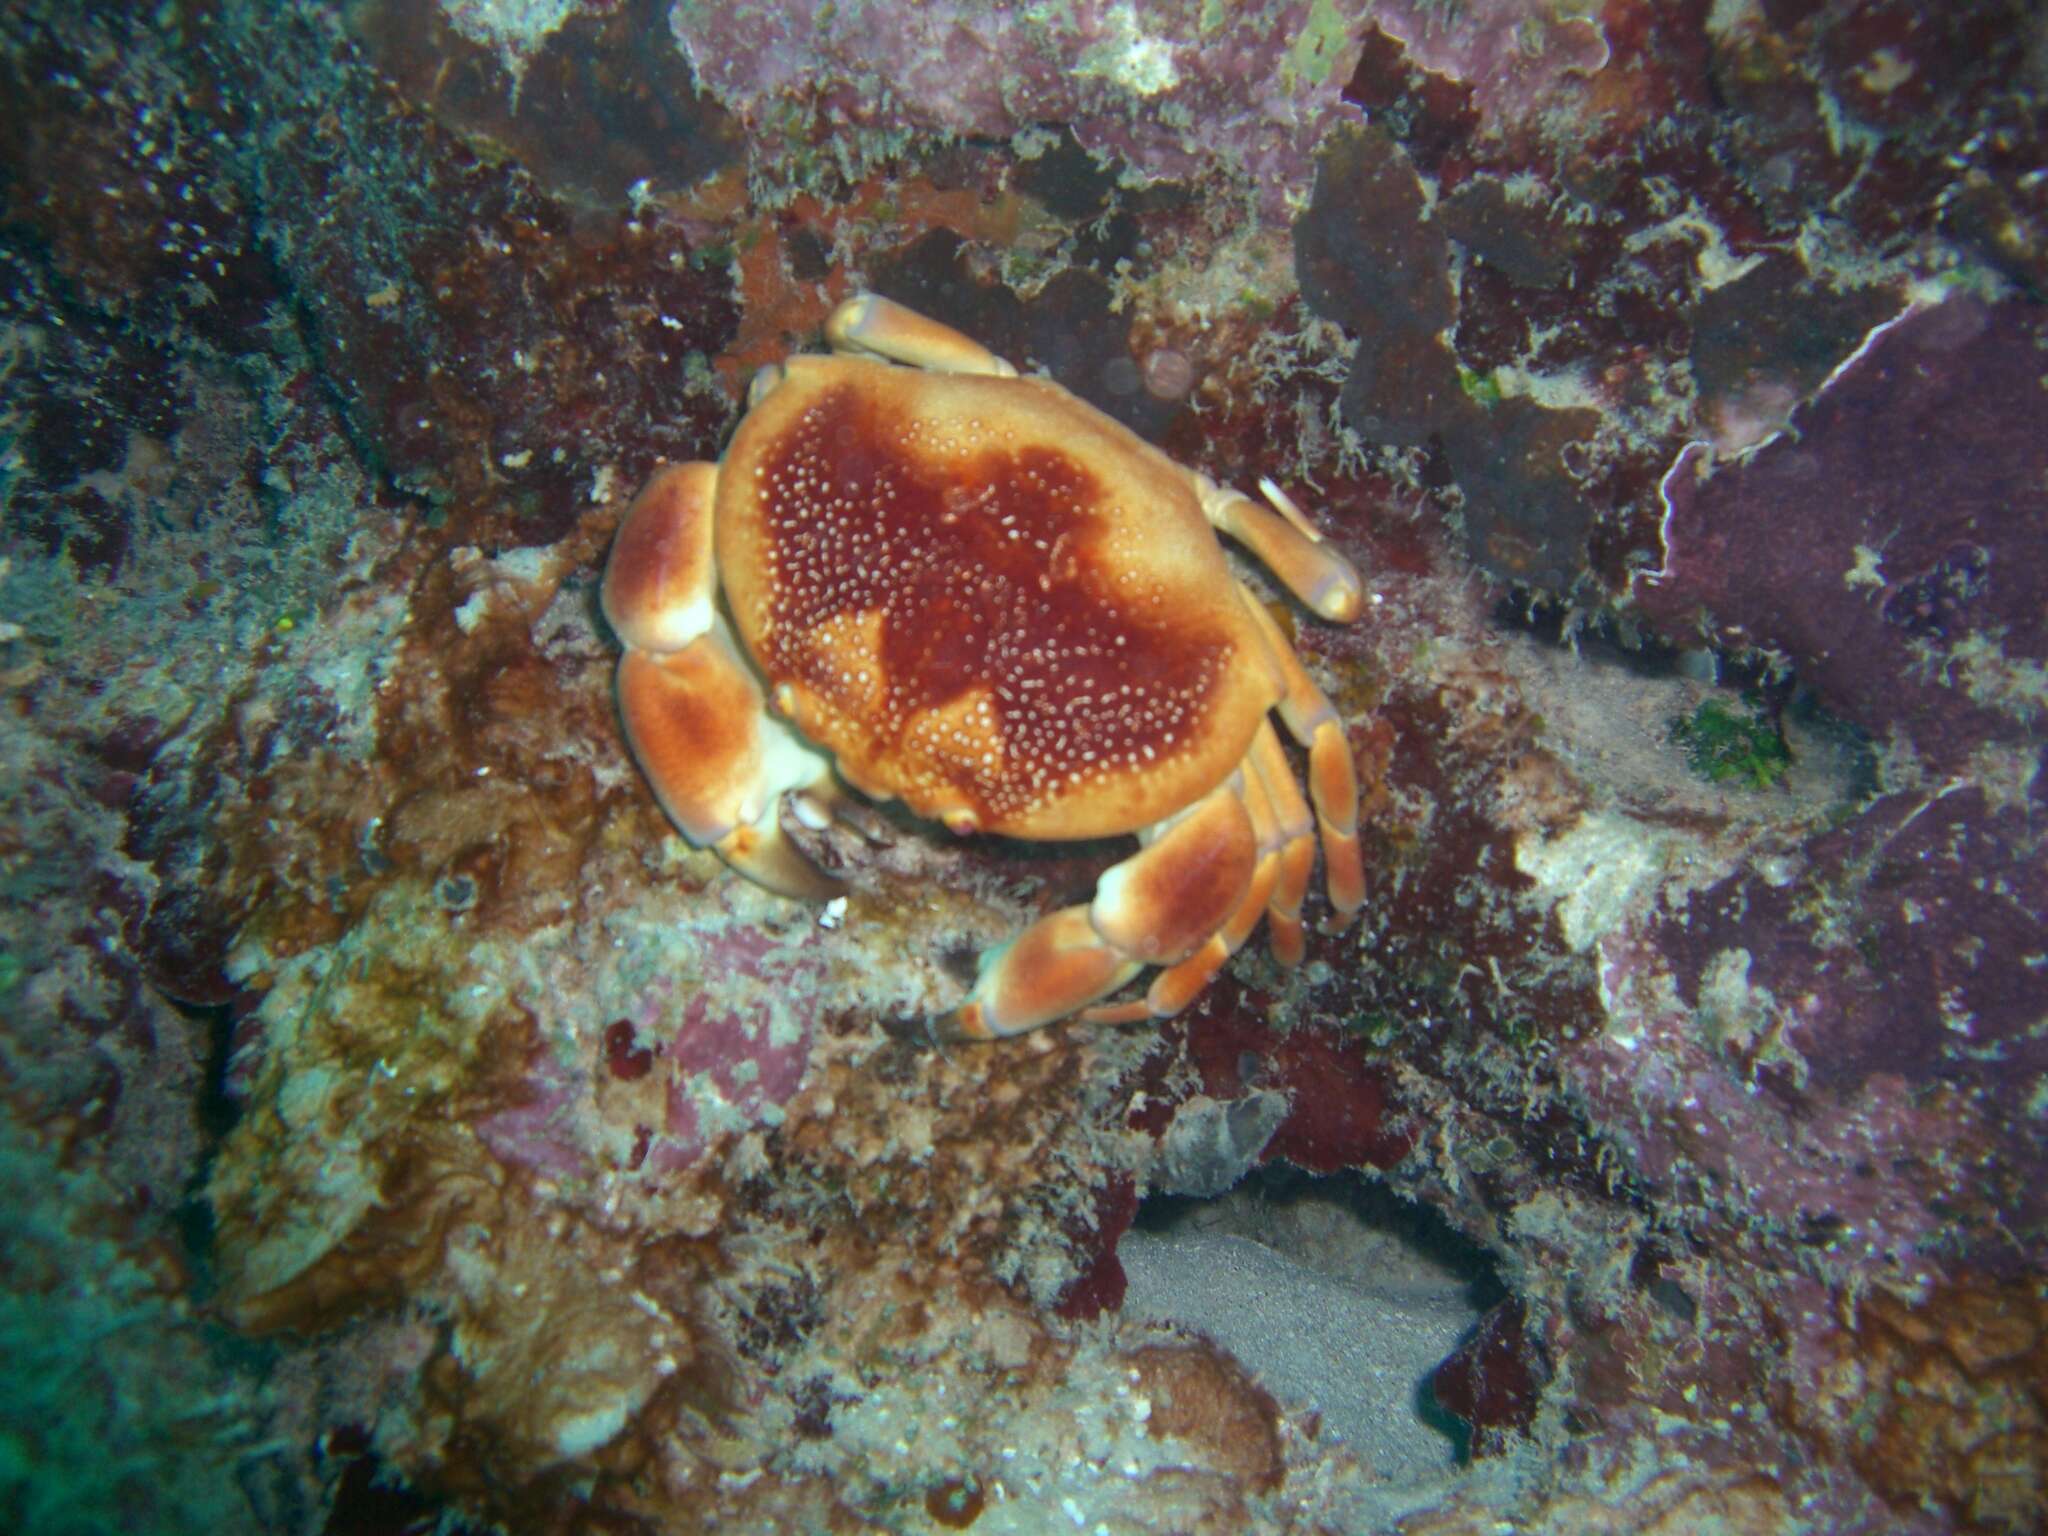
[1636,296,2048,776]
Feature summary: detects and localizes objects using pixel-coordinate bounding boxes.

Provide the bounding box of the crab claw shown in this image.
[1239,594,1365,929]
[606,456,845,901]
[715,815,845,903]
[602,462,720,654]
[617,633,845,901]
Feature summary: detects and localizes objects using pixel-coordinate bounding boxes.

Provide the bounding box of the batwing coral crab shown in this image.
[602,295,1366,1038]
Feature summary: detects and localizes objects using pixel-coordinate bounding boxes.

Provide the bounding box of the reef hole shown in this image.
[1119,1165,1505,1479]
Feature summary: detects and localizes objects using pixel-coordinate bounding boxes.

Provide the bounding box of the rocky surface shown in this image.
[3,2,2044,1533]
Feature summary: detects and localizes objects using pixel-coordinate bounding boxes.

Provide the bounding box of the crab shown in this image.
[601,294,1366,1039]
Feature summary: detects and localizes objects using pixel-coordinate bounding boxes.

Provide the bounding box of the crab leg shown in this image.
[1224,770,1288,955]
[1141,793,1289,1016]
[1149,940,1243,1014]
[1088,786,1259,965]
[941,783,1258,1039]
[1241,596,1365,928]
[1080,772,1288,1025]
[939,907,1142,1041]
[825,293,1020,378]
[1246,720,1316,967]
[1195,473,1364,623]
[605,460,844,901]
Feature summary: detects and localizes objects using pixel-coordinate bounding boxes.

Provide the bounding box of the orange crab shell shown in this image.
[715,355,1290,842]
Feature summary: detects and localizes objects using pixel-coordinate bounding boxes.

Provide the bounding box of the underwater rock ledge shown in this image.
[3,1,2046,1533]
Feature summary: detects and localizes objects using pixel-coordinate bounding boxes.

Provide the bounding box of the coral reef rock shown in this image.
[4,1,2045,1533]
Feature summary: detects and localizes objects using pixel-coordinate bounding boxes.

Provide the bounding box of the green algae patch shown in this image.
[1669,697,1792,789]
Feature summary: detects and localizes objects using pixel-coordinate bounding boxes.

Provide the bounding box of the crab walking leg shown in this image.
[1240,596,1365,927]
[944,784,1259,1038]
[939,908,1143,1041]
[1222,765,1288,958]
[1084,793,1284,1025]
[1194,473,1364,624]
[1089,785,1259,964]
[824,293,1020,378]
[1246,721,1317,967]
[1297,706,1365,929]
